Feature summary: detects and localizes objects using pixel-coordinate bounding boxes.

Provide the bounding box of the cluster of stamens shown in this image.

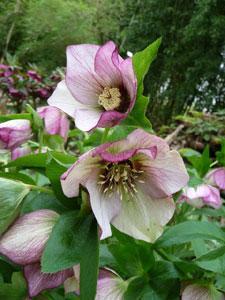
[98,87,121,111]
[98,160,145,200]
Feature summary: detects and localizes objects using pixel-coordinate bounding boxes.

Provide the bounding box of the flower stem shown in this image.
[101,127,110,143]
[38,129,44,153]
[27,184,53,194]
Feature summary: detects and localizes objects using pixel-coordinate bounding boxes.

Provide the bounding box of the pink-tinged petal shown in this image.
[112,188,175,243]
[96,110,126,128]
[66,45,103,105]
[142,150,189,198]
[182,284,221,300]
[60,113,70,140]
[11,146,31,160]
[47,80,85,118]
[127,129,170,153]
[24,263,73,297]
[202,185,222,209]
[85,179,121,239]
[0,119,31,150]
[74,108,102,131]
[94,41,122,87]
[61,151,101,198]
[96,269,126,300]
[182,186,205,208]
[207,168,225,190]
[38,106,61,135]
[120,58,137,112]
[0,210,59,265]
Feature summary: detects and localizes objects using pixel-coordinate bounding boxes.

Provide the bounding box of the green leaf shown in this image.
[0,272,27,300]
[41,212,93,273]
[196,246,225,262]
[187,145,212,177]
[21,191,67,214]
[0,113,32,123]
[0,171,35,185]
[156,221,225,248]
[0,178,30,235]
[43,134,65,151]
[216,139,225,166]
[6,153,47,168]
[45,153,77,209]
[26,103,43,130]
[80,217,99,300]
[123,38,161,130]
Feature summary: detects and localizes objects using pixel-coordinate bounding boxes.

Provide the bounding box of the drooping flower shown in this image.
[206,168,225,190]
[37,106,70,140]
[0,210,73,298]
[179,184,222,209]
[11,145,31,160]
[61,129,189,242]
[64,266,127,300]
[0,119,32,150]
[181,284,224,300]
[48,41,137,131]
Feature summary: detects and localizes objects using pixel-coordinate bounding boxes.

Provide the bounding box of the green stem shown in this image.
[38,129,44,153]
[101,128,110,143]
[27,184,53,194]
[80,190,91,217]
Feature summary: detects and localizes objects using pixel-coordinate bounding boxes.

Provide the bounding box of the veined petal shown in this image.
[120,58,137,112]
[66,44,103,105]
[85,179,121,240]
[94,41,122,87]
[24,263,73,297]
[181,284,223,300]
[207,168,225,190]
[112,189,175,243]
[74,108,102,132]
[0,210,59,265]
[142,150,189,198]
[96,110,126,128]
[61,151,101,198]
[47,80,85,118]
[60,113,70,140]
[38,106,61,135]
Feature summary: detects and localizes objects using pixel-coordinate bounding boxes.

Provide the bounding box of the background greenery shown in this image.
[0,0,224,126]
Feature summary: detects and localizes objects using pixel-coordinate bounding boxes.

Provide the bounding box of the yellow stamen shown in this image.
[98,87,121,111]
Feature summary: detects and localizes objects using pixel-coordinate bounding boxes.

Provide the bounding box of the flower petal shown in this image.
[182,284,219,300]
[66,44,103,105]
[202,185,222,209]
[213,168,225,190]
[94,41,122,87]
[120,58,137,112]
[74,108,102,131]
[47,80,85,118]
[0,210,59,265]
[142,150,189,198]
[112,188,175,243]
[96,110,126,128]
[85,179,121,239]
[24,263,73,297]
[38,106,61,135]
[61,151,101,198]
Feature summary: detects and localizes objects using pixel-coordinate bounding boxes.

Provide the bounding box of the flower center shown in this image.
[98,87,121,111]
[98,161,144,200]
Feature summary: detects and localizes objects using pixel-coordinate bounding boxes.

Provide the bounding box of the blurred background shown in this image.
[0,0,225,149]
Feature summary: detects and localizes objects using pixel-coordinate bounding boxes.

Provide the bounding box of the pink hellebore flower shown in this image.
[0,119,31,150]
[64,266,127,300]
[48,41,137,131]
[206,168,225,190]
[11,145,31,160]
[180,184,222,209]
[37,106,70,140]
[61,129,189,242]
[0,210,73,298]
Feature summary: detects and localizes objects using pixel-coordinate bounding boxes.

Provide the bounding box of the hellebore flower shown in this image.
[64,267,127,300]
[0,119,31,150]
[11,145,31,160]
[206,168,225,190]
[37,106,70,140]
[0,210,73,297]
[181,284,224,300]
[61,129,189,242]
[180,184,222,209]
[48,41,137,131]
[27,70,42,82]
